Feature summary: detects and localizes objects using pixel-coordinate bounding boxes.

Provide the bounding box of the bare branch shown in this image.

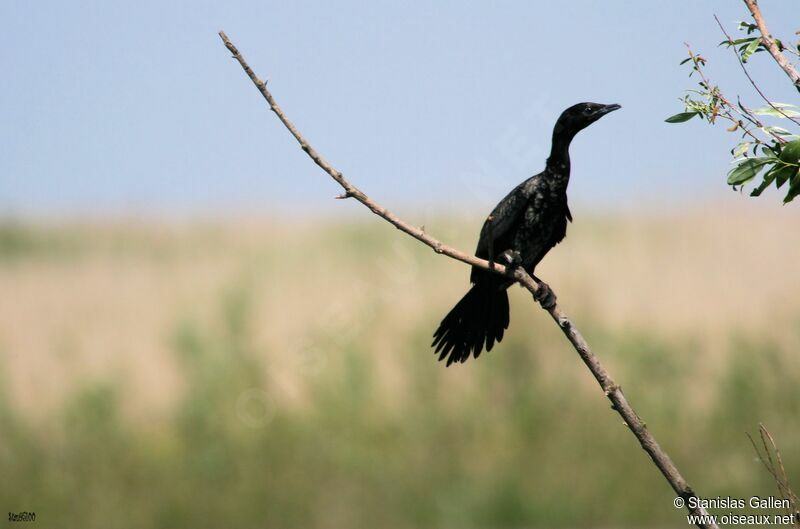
[218,30,718,528]
[743,0,800,89]
[218,32,502,274]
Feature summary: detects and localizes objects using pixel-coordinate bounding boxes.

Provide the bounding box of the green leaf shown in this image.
[741,38,761,62]
[724,37,756,47]
[665,112,699,123]
[761,145,777,157]
[727,157,772,185]
[750,172,776,197]
[751,106,800,118]
[779,139,800,164]
[737,21,757,34]
[783,173,800,203]
[764,126,795,136]
[756,161,797,192]
[771,163,797,189]
[732,142,751,158]
[737,98,749,115]
[769,102,800,110]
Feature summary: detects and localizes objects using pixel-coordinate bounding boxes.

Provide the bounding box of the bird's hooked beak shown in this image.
[596,104,621,117]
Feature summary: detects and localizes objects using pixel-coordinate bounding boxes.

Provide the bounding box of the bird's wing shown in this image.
[474,176,536,259]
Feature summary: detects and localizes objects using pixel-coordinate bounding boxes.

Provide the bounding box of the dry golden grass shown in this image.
[1,202,799,418]
[2,204,800,529]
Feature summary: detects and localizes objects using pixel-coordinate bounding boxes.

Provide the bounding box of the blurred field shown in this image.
[1,205,799,528]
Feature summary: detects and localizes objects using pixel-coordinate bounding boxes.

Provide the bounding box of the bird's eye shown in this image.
[583,107,593,115]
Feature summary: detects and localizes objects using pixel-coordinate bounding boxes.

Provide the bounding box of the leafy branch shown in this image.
[667,1,800,203]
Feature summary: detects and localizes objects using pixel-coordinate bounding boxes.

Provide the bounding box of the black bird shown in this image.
[432,102,620,366]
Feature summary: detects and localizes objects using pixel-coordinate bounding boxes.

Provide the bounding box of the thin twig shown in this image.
[747,424,799,524]
[743,0,800,88]
[684,44,778,145]
[714,15,800,127]
[218,31,718,529]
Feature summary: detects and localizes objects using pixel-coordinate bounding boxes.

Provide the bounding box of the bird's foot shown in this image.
[533,280,557,310]
[501,249,522,268]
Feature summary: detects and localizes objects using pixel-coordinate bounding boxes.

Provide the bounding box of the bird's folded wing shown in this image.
[474,178,534,259]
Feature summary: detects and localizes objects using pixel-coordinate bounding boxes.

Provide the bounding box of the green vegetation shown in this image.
[0,217,798,528]
[667,4,800,203]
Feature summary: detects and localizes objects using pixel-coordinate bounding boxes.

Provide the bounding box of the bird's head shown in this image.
[554,102,621,137]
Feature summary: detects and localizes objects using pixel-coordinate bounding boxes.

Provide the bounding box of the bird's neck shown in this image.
[545,127,575,183]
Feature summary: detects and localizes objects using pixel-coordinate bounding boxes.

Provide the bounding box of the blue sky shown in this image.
[2,0,798,217]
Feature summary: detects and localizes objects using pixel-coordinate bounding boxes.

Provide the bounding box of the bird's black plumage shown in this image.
[432,102,620,366]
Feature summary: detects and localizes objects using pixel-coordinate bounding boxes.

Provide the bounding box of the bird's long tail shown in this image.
[431,280,509,366]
